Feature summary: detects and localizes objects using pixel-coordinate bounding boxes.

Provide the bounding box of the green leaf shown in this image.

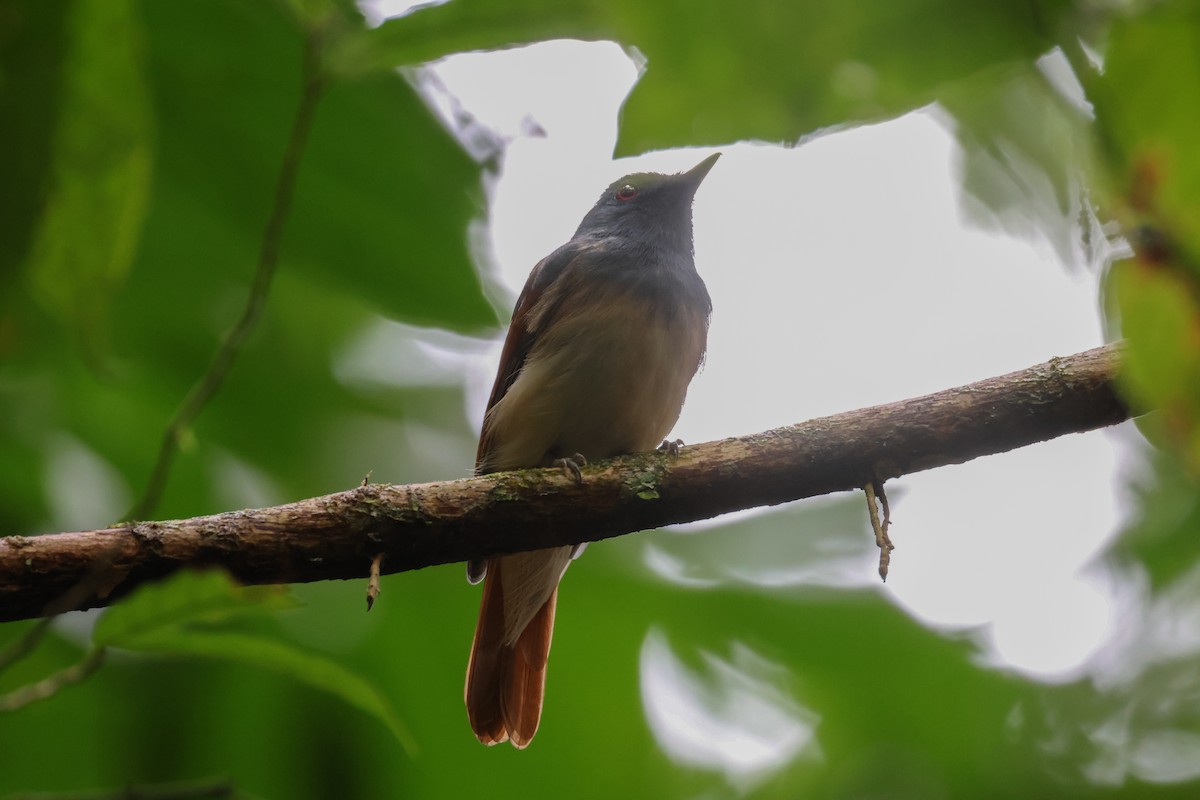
[132,0,496,334]
[93,570,296,648]
[120,627,417,754]
[23,0,153,368]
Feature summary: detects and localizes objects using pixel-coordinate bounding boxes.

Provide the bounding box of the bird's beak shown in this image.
[679,152,721,192]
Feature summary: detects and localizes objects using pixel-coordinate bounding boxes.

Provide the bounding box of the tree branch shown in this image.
[1,343,1128,623]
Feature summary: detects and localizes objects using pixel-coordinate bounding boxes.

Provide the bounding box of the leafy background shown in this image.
[3,0,1200,797]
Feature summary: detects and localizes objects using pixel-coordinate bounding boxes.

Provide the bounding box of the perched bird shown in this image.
[465,153,719,748]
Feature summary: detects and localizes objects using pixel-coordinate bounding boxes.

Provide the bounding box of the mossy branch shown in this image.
[1,344,1128,623]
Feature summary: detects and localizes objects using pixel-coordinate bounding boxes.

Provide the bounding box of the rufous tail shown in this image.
[464,559,558,748]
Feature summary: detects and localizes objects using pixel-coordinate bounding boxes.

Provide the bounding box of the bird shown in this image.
[464,153,720,748]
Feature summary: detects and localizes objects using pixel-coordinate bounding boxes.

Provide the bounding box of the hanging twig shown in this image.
[864,480,894,581]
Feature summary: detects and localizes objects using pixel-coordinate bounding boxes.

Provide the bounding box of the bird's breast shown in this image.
[480,286,707,472]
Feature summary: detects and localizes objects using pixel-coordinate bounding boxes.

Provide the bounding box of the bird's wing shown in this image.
[475,242,583,473]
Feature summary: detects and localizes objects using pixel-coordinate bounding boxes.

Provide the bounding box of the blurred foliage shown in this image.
[2,0,1200,798]
[348,0,1072,155]
[940,57,1096,270]
[1098,2,1200,484]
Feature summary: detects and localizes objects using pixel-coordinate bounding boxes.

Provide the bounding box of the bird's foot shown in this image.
[554,453,588,484]
[657,438,684,457]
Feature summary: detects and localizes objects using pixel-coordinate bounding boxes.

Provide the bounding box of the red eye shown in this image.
[616,184,638,201]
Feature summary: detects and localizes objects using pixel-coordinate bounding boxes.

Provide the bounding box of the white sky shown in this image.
[425,37,1124,674]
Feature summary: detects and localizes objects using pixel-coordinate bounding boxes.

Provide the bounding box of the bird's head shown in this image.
[574,153,721,254]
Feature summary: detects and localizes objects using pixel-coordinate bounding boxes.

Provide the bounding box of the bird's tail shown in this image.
[465,558,558,748]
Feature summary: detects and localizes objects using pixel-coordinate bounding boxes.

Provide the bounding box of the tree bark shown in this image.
[0,343,1129,623]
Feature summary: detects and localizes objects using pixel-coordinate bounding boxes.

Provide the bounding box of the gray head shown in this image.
[573,154,721,256]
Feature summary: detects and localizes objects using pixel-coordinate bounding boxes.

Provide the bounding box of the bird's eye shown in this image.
[616,184,638,201]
